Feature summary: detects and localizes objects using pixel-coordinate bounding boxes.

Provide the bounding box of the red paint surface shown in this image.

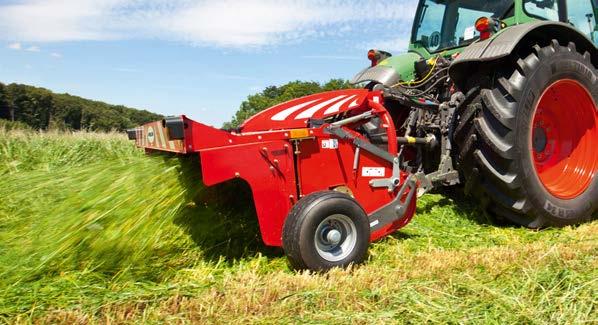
[134,90,416,247]
[532,79,598,199]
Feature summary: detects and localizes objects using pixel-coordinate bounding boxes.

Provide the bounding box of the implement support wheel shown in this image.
[282,191,370,271]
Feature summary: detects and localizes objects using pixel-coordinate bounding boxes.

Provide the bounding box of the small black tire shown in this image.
[282,191,370,271]
[454,40,598,228]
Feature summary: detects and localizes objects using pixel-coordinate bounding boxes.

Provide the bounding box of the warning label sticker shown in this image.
[362,167,385,177]
[321,139,339,149]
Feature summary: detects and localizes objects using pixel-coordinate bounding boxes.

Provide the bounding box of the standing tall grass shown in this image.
[0,123,142,175]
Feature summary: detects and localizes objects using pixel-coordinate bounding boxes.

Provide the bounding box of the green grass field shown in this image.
[0,123,596,324]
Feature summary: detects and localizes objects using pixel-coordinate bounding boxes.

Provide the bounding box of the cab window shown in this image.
[566,0,597,42]
[523,0,560,21]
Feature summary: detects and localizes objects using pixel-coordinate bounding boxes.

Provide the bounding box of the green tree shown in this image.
[0,82,163,131]
[0,83,11,120]
[224,79,352,129]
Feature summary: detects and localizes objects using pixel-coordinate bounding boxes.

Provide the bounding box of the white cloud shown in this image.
[363,37,412,53]
[301,55,361,60]
[26,45,41,52]
[8,42,22,50]
[50,52,62,58]
[0,0,418,48]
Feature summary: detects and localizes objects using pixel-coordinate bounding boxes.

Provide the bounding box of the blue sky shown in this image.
[0,0,417,126]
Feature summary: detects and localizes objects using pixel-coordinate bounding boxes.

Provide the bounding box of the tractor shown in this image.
[129,0,598,271]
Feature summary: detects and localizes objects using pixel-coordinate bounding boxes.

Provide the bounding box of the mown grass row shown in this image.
[0,123,596,324]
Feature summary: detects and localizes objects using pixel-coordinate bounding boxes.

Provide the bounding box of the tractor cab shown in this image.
[410,0,598,55]
[353,0,598,87]
[411,0,514,53]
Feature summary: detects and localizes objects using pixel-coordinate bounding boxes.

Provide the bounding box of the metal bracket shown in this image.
[323,114,418,232]
[369,157,402,192]
[416,93,465,197]
[369,175,417,232]
[325,125,395,164]
[325,117,409,193]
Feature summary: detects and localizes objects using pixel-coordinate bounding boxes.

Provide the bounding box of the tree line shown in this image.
[223,79,352,129]
[0,79,352,132]
[0,82,162,131]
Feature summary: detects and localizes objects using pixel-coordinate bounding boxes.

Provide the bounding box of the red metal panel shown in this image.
[297,137,416,242]
[295,101,416,243]
[199,140,297,247]
[131,93,417,248]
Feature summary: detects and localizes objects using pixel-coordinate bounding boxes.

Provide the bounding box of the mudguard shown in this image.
[450,21,598,86]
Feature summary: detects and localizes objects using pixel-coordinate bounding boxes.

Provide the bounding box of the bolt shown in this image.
[269,166,275,171]
[258,135,263,140]
[235,172,240,178]
[273,159,279,165]
[327,229,342,245]
[262,147,268,152]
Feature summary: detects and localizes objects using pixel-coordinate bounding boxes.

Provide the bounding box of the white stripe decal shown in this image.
[157,122,167,148]
[323,95,356,115]
[348,99,360,108]
[296,95,347,120]
[271,99,319,121]
[153,123,159,147]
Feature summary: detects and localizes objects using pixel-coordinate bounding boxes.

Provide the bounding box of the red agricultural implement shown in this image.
[130,0,598,270]
[129,90,417,270]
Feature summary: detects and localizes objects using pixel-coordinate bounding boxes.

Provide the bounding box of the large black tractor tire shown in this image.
[454,40,598,228]
[282,191,370,271]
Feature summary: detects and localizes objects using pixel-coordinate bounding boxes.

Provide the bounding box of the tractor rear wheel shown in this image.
[454,40,598,227]
[282,191,370,271]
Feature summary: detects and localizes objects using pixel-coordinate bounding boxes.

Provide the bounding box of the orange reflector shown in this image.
[475,17,493,40]
[368,49,377,61]
[475,17,490,32]
[368,49,379,67]
[290,129,310,139]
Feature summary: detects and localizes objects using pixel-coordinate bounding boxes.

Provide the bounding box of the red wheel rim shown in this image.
[531,79,598,200]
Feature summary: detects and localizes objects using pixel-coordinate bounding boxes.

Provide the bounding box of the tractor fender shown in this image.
[449,21,598,87]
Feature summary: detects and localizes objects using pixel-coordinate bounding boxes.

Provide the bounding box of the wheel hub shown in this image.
[314,214,357,262]
[532,126,547,153]
[531,79,598,200]
[326,229,342,245]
